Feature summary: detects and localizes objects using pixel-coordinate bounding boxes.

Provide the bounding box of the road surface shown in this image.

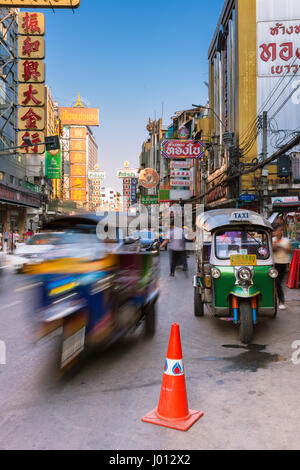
[0,252,299,450]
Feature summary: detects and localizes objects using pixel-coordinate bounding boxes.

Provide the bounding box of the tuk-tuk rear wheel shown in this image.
[194,287,204,317]
[144,303,156,337]
[239,300,253,344]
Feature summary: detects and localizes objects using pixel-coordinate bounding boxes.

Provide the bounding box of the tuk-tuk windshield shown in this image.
[215,230,270,260]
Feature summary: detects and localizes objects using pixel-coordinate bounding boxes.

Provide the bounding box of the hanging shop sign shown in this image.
[18,84,45,107]
[18,12,45,155]
[161,140,205,159]
[138,168,159,189]
[18,36,45,59]
[170,169,191,178]
[18,12,45,35]
[88,171,106,180]
[45,148,61,179]
[59,107,99,127]
[158,190,170,202]
[240,193,257,202]
[18,106,45,131]
[170,160,191,169]
[170,179,191,187]
[18,131,44,154]
[117,169,138,178]
[141,195,159,205]
[177,126,190,139]
[271,196,299,204]
[0,1,80,8]
[131,178,138,205]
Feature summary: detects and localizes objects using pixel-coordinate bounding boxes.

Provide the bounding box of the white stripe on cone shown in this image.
[164,358,184,376]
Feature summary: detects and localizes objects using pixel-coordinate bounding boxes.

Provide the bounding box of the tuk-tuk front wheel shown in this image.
[239,300,253,344]
[194,287,204,317]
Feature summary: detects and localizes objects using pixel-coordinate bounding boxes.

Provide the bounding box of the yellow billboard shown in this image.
[70,152,87,164]
[0,1,80,8]
[59,107,99,127]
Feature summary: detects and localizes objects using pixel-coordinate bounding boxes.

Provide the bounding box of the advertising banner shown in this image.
[257,0,300,157]
[45,148,61,179]
[130,178,138,205]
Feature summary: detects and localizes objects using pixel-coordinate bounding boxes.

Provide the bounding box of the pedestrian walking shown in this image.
[272,224,292,310]
[160,220,189,277]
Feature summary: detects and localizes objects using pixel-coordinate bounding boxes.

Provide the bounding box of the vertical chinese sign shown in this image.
[17,12,45,154]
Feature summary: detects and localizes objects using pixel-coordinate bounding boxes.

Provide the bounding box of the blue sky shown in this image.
[38,0,224,190]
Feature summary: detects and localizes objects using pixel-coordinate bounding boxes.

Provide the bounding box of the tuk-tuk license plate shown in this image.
[230,254,257,266]
[61,326,86,368]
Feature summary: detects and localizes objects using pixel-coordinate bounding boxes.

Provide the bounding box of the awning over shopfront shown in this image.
[0,183,41,209]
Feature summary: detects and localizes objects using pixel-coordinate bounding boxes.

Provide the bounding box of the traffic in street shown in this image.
[0,250,299,450]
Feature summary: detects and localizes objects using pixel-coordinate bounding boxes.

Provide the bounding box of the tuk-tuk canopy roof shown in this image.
[196,209,273,232]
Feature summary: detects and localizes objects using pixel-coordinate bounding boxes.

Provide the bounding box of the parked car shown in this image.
[11,232,67,272]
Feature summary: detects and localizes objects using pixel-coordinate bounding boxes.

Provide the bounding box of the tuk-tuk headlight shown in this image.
[211,268,221,279]
[237,267,252,282]
[268,268,278,279]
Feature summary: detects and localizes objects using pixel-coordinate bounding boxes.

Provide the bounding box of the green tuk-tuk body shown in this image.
[194,209,278,344]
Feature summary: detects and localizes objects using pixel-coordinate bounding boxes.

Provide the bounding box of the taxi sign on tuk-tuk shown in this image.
[230,254,257,266]
[230,211,250,222]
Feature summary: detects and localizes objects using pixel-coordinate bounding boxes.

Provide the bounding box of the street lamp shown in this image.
[192,104,226,131]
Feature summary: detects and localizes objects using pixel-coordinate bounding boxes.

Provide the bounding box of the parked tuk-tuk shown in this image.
[194,209,278,344]
[24,214,159,372]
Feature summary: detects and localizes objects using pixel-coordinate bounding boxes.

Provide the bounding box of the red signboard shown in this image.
[0,184,40,208]
[161,140,205,159]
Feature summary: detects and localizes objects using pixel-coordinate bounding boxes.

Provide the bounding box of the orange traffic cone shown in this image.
[142,323,204,431]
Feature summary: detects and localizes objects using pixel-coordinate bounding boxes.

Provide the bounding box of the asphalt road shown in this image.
[0,252,300,450]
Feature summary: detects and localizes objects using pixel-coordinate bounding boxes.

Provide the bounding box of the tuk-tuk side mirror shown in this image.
[124,236,138,245]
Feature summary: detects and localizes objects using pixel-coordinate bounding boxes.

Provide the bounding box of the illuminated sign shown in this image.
[0,1,80,8]
[59,107,99,126]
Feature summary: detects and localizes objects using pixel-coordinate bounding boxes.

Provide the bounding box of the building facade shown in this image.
[199,0,300,213]
[0,8,40,244]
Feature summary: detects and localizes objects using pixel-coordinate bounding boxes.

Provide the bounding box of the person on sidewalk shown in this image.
[272,224,292,310]
[160,220,189,277]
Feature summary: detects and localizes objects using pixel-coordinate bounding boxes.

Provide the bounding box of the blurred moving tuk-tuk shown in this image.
[25,213,159,371]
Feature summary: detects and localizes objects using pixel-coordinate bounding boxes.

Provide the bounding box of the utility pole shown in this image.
[262,111,268,161]
[260,111,268,216]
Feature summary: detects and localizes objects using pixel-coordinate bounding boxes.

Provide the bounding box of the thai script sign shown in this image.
[161,140,205,159]
[59,108,99,126]
[170,161,191,169]
[258,20,300,77]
